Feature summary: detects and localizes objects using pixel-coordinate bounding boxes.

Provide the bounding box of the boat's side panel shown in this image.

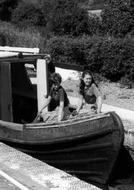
[23,113,121,143]
[0,112,123,145]
[21,112,124,187]
[0,120,24,142]
[0,62,13,121]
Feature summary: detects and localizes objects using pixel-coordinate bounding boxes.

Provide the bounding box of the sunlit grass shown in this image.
[0,21,45,49]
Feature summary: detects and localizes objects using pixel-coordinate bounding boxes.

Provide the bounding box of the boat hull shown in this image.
[0,112,124,188]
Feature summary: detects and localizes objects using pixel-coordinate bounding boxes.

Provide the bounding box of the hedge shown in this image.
[45,35,134,83]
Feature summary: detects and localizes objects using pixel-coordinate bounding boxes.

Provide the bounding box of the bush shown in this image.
[101,0,134,37]
[45,34,134,83]
[47,0,101,36]
[99,37,125,81]
[45,35,93,66]
[11,1,47,27]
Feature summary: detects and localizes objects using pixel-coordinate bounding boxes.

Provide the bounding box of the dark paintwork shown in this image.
[0,112,124,189]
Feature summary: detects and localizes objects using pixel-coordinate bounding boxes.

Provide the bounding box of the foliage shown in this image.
[45,35,134,83]
[121,38,134,85]
[45,35,102,72]
[47,0,100,36]
[0,0,102,36]
[0,21,44,48]
[0,0,18,21]
[45,35,96,66]
[99,37,125,81]
[11,1,52,27]
[101,0,134,37]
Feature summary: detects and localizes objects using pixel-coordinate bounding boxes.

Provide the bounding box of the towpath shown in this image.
[0,142,101,190]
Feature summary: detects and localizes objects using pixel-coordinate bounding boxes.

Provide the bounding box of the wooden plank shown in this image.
[37,59,48,112]
[0,62,13,121]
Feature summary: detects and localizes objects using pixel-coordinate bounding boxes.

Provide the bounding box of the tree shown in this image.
[11,1,52,27]
[101,0,134,37]
[47,0,94,36]
[0,0,18,21]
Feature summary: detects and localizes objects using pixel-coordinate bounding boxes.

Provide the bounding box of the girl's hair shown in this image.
[51,73,62,84]
[79,70,98,95]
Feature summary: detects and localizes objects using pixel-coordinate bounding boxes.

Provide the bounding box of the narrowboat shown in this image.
[0,49,124,188]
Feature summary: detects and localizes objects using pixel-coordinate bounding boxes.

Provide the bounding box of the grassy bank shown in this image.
[0,21,45,49]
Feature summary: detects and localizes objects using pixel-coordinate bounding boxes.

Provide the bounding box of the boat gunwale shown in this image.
[0,120,23,131]
[24,112,111,129]
[0,111,123,145]
[0,112,114,132]
[0,112,110,130]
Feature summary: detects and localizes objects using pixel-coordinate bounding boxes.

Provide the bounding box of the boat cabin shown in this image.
[0,51,50,123]
[0,47,85,124]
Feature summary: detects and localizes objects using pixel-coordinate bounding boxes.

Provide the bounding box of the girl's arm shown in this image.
[58,88,65,122]
[92,84,102,113]
[58,100,64,122]
[33,96,51,123]
[39,96,51,113]
[76,94,83,114]
[96,96,102,113]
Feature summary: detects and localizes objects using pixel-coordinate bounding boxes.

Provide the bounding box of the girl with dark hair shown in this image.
[34,73,70,123]
[76,70,102,115]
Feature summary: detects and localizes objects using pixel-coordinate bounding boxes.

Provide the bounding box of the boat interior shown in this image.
[0,56,40,124]
[11,62,38,123]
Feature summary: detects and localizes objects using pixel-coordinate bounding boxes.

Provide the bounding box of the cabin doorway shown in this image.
[11,62,37,123]
[0,62,13,121]
[0,56,52,124]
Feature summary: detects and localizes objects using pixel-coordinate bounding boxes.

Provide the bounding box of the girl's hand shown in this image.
[96,109,101,114]
[91,106,97,114]
[38,109,43,116]
[58,115,62,122]
[72,110,78,116]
